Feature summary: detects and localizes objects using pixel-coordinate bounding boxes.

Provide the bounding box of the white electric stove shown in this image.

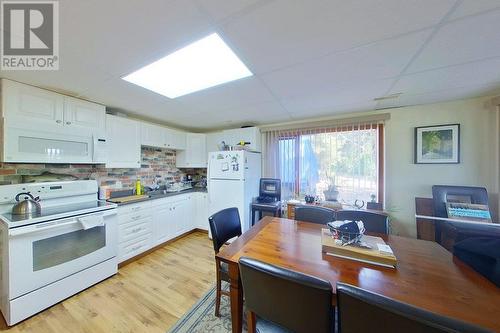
[0,180,118,325]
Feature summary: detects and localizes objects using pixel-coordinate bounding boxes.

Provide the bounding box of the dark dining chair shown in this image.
[294,206,335,224]
[336,282,491,333]
[208,207,242,317]
[239,256,334,333]
[335,210,389,234]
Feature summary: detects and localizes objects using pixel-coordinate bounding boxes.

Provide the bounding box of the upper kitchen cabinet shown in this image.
[63,97,105,132]
[223,127,261,152]
[140,123,186,150]
[141,122,166,148]
[1,79,64,128]
[176,133,206,168]
[106,115,141,168]
[165,128,186,150]
[1,79,105,135]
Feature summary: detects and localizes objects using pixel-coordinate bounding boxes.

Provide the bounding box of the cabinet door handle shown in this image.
[56,120,62,124]
[131,227,142,233]
[66,121,71,125]
[131,245,142,252]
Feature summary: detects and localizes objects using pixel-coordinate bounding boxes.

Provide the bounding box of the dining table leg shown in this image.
[228,262,243,333]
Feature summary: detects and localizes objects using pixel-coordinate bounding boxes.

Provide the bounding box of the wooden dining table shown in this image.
[216,216,500,333]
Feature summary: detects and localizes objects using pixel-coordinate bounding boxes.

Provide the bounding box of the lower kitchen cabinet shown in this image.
[195,192,209,230]
[117,201,153,263]
[117,193,205,263]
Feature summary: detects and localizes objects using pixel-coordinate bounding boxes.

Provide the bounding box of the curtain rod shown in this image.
[260,113,390,132]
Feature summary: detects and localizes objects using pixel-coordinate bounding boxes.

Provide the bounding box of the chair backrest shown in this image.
[336,282,491,333]
[335,210,389,234]
[239,257,333,333]
[294,206,335,224]
[208,207,242,253]
[432,185,489,218]
[259,178,281,201]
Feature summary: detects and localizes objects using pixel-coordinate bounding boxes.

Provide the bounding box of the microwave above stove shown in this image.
[1,126,107,164]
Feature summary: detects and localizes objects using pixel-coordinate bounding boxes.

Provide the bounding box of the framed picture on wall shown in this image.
[414,124,460,164]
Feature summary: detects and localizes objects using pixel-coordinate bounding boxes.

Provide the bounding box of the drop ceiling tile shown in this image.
[282,79,393,116]
[393,83,500,107]
[221,0,454,73]
[60,0,213,77]
[407,10,500,73]
[391,57,500,95]
[176,77,276,112]
[193,100,290,124]
[447,0,500,20]
[261,30,430,100]
[78,78,173,112]
[194,0,266,22]
[289,101,377,119]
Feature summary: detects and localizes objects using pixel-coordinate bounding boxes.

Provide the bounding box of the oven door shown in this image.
[7,209,117,299]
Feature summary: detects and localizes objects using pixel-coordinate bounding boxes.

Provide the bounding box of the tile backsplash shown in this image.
[0,147,206,188]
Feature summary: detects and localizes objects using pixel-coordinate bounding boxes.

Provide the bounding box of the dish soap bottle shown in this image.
[135,178,142,196]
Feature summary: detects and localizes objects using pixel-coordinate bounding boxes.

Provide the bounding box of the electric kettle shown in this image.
[12,192,41,216]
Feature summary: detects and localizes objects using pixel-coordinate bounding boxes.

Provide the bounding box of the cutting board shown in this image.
[108,195,149,203]
[321,229,397,268]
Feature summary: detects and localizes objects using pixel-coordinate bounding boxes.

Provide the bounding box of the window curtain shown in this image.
[261,114,389,203]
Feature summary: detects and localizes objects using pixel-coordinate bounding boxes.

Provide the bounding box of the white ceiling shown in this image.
[2,0,500,130]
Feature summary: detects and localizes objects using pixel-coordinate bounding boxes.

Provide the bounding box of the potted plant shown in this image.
[323,183,339,202]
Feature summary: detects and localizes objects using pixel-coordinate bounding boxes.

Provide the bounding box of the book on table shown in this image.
[321,229,397,268]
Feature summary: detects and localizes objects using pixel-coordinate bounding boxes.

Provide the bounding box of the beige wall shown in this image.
[384,96,499,237]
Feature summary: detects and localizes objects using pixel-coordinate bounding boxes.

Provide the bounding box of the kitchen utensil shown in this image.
[12,192,41,216]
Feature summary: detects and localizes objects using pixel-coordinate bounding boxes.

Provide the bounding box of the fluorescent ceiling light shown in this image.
[122,33,253,98]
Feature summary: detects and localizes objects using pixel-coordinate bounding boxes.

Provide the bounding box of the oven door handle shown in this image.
[9,214,107,237]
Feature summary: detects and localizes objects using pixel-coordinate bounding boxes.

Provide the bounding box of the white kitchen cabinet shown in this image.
[166,128,187,150]
[176,133,207,168]
[1,79,105,134]
[172,197,190,236]
[153,202,175,245]
[117,201,153,263]
[195,192,209,230]
[223,127,261,152]
[140,123,186,150]
[106,115,141,168]
[63,97,105,132]
[141,122,166,148]
[2,79,64,128]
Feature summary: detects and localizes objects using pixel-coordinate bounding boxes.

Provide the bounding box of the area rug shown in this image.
[167,283,290,333]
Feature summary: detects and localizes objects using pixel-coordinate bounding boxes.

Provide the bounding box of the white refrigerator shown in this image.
[208,151,261,233]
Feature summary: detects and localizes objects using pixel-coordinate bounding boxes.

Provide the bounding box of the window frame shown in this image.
[278,124,385,205]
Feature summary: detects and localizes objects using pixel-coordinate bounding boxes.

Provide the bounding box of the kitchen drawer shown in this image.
[117,201,151,215]
[118,234,152,263]
[118,218,152,244]
[118,210,152,225]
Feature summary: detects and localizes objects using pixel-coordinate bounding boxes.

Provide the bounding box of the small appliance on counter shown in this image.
[11,192,41,218]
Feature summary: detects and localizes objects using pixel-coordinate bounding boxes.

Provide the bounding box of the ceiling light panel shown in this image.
[122,33,253,98]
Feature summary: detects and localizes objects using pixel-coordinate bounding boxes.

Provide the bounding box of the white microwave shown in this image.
[2,126,107,164]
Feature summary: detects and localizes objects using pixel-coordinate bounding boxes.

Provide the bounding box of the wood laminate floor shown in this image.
[0,231,216,333]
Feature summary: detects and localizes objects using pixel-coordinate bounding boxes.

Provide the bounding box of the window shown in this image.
[278,124,383,205]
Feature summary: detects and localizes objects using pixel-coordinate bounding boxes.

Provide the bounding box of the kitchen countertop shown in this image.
[107,187,207,206]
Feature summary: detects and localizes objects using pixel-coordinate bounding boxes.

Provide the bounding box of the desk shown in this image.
[216,216,500,333]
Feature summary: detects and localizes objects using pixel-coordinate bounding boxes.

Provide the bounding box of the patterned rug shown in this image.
[167,283,290,333]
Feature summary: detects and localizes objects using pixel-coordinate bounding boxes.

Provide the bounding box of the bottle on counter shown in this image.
[135,178,142,196]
